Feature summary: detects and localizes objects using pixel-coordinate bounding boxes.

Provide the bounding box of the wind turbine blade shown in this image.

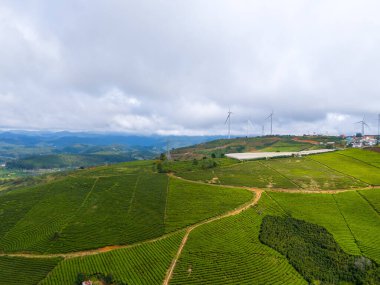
[224,114,230,124]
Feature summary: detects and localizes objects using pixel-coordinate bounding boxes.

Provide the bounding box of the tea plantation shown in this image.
[0,148,379,284]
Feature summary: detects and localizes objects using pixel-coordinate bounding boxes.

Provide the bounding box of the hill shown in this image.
[0,147,379,284]
[171,135,344,159]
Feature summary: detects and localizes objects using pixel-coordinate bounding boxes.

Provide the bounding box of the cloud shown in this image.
[0,0,379,135]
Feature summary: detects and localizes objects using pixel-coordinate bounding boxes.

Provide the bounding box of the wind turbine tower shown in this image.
[225,108,232,139]
[246,119,254,137]
[166,141,172,160]
[377,113,380,143]
[356,116,369,136]
[266,111,274,135]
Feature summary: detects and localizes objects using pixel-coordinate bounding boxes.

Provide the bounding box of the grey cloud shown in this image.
[0,0,380,136]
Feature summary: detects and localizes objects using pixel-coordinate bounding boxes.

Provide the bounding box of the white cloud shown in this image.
[0,0,379,135]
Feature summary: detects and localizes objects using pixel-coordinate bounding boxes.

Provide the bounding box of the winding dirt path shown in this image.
[162,188,262,285]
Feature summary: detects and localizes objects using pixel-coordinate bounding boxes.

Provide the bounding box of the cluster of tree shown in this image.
[259,215,380,284]
[76,272,127,285]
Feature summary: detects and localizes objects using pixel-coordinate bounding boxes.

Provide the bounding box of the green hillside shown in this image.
[171,135,343,159]
[40,232,185,285]
[0,256,61,285]
[268,189,380,263]
[0,163,252,254]
[171,199,306,284]
[6,153,137,170]
[0,147,379,284]
[175,151,378,190]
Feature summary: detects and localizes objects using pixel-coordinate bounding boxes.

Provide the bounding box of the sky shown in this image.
[1,0,380,136]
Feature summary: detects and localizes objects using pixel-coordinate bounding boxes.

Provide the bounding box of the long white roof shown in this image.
[225,149,335,160]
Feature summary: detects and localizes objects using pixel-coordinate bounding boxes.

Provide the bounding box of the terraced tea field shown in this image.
[0,165,252,254]
[165,177,252,232]
[0,256,61,285]
[40,232,184,285]
[177,161,297,188]
[170,195,306,285]
[310,151,380,185]
[339,148,380,168]
[0,148,379,284]
[262,157,366,189]
[269,189,380,262]
[176,152,377,190]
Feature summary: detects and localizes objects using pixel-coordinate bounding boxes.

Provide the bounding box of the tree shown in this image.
[156,161,164,173]
[103,273,114,285]
[75,273,87,285]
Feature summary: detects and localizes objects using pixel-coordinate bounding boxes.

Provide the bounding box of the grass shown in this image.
[259,140,314,152]
[0,256,61,285]
[164,177,253,233]
[262,157,366,189]
[310,152,380,185]
[171,204,306,284]
[40,232,184,285]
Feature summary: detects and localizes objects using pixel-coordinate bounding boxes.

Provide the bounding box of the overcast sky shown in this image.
[1,0,380,136]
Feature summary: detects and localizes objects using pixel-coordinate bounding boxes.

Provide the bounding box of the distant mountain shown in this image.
[0,131,222,168]
[0,131,221,149]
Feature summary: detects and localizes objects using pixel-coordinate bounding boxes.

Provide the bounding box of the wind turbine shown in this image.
[246,119,254,137]
[266,111,274,136]
[377,114,380,144]
[225,108,232,139]
[355,116,369,136]
[166,140,172,160]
